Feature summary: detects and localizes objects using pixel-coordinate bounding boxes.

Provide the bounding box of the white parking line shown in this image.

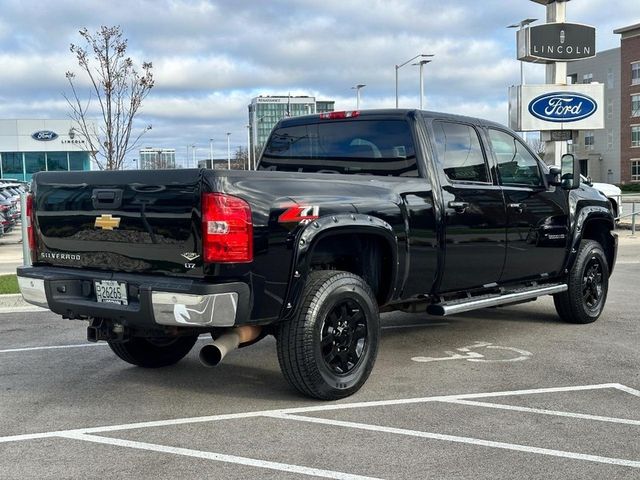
[61,432,381,480]
[0,383,630,444]
[0,306,48,314]
[267,413,640,469]
[381,322,449,330]
[442,399,640,426]
[0,336,211,354]
[0,343,106,354]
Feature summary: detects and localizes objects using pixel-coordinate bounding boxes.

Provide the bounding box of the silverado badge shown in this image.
[94,214,121,230]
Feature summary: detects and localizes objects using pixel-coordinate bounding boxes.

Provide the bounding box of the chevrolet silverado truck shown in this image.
[18,109,617,400]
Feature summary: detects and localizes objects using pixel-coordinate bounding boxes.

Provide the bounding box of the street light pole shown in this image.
[246,125,251,170]
[395,54,434,108]
[209,138,213,168]
[412,59,433,109]
[507,18,537,87]
[351,84,366,109]
[191,144,196,168]
[226,133,231,170]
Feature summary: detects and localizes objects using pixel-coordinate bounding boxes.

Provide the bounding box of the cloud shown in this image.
[0,0,637,163]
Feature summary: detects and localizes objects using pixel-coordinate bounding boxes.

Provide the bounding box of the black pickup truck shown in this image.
[18,109,617,399]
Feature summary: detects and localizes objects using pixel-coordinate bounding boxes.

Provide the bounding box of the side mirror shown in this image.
[547,165,562,186]
[560,153,581,190]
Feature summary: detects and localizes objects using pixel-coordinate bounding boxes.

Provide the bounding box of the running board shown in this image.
[427,284,568,317]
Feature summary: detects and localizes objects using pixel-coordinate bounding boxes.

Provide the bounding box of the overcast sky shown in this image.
[0,0,637,167]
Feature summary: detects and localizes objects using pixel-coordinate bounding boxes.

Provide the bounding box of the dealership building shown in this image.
[0,119,94,181]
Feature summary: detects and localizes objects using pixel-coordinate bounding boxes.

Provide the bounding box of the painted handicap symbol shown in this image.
[412,341,532,363]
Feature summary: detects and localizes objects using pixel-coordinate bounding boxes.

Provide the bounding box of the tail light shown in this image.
[202,193,253,263]
[319,111,360,120]
[26,193,37,261]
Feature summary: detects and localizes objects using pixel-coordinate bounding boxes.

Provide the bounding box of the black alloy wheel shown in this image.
[321,299,368,375]
[554,239,609,324]
[277,270,380,400]
[582,256,604,312]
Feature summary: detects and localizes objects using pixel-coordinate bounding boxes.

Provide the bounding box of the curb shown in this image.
[0,293,46,312]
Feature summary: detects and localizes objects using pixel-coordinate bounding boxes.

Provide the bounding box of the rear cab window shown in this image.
[260,119,419,177]
[432,121,490,183]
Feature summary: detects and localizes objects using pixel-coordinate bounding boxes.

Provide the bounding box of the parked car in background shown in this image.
[0,186,20,222]
[582,176,623,219]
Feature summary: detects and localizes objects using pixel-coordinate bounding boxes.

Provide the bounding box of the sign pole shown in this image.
[545,0,568,167]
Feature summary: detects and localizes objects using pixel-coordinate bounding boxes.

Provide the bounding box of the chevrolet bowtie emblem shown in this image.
[94,214,121,230]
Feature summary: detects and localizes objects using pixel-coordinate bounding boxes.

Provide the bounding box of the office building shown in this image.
[248,95,335,157]
[0,119,94,181]
[614,23,640,184]
[139,148,176,170]
[567,48,620,183]
[567,22,640,184]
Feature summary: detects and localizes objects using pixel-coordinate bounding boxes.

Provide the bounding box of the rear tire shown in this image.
[277,270,380,400]
[108,335,198,368]
[554,239,609,324]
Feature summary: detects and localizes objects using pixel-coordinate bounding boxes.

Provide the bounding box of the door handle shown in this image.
[448,201,469,213]
[508,203,524,214]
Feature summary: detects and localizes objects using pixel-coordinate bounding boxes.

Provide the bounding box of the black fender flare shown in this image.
[279,213,399,320]
[563,206,616,275]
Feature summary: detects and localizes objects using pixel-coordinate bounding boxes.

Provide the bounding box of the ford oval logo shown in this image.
[528,92,597,123]
[31,130,58,141]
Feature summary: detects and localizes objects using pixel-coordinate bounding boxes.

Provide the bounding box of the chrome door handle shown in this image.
[508,203,524,213]
[448,201,469,213]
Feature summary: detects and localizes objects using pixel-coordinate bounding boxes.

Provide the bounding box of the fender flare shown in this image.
[279,213,399,320]
[563,206,615,274]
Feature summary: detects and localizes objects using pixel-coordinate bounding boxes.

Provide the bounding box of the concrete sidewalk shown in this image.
[0,229,25,275]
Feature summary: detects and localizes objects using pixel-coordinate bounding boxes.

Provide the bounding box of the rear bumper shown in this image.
[17,266,250,328]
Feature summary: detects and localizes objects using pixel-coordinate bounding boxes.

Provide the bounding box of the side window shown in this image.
[488,129,543,187]
[432,121,489,183]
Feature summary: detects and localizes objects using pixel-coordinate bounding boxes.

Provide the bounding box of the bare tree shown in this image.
[233,146,249,169]
[527,137,546,162]
[65,26,154,170]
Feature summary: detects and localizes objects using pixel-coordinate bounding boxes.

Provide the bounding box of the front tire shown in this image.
[554,239,609,324]
[277,270,380,400]
[108,335,199,368]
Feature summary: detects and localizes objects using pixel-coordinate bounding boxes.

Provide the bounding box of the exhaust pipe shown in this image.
[199,325,262,367]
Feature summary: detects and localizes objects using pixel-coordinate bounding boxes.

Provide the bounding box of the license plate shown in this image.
[95,280,128,305]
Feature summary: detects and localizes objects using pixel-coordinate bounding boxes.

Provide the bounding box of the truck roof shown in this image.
[277,109,508,131]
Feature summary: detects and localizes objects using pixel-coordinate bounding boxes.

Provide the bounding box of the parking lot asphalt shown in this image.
[0,238,638,479]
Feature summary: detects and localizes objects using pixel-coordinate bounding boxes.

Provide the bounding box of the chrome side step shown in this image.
[427,284,568,317]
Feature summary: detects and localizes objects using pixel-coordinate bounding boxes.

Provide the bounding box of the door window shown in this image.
[488,129,543,187]
[432,121,489,183]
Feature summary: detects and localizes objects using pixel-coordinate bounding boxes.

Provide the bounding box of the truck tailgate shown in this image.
[32,169,204,277]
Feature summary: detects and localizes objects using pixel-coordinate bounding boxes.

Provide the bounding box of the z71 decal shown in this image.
[278,205,320,224]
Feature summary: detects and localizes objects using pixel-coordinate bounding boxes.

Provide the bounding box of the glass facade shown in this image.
[249,96,335,158]
[0,151,90,181]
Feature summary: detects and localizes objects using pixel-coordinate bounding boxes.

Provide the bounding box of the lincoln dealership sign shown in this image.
[518,23,596,63]
[509,84,604,132]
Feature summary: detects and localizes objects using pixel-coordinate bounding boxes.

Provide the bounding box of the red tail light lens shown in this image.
[202,193,253,263]
[319,111,360,120]
[26,193,37,260]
